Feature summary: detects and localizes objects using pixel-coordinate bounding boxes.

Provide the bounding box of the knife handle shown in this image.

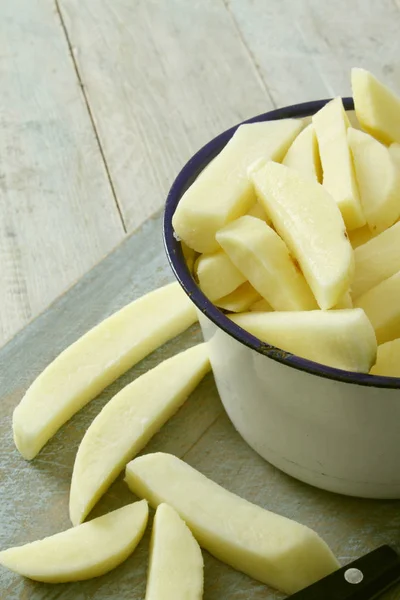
[289,545,400,599]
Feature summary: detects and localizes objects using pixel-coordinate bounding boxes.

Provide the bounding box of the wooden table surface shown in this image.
[1,0,400,347]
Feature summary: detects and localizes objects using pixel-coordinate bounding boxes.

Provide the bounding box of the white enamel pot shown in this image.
[163,98,400,499]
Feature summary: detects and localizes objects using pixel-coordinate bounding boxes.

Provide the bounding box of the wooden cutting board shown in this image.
[0,211,399,600]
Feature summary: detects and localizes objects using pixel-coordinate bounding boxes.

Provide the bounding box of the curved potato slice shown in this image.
[195,250,246,301]
[251,161,354,309]
[283,123,322,182]
[215,282,261,313]
[352,68,400,145]
[13,282,197,460]
[216,216,317,311]
[231,309,376,372]
[348,127,400,234]
[125,453,339,595]
[0,501,148,583]
[69,344,210,526]
[145,504,203,600]
[312,97,365,230]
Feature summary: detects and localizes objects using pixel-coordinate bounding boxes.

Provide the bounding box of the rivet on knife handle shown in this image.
[288,545,400,599]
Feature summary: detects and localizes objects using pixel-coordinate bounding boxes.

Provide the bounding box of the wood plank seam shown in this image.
[222,0,277,108]
[54,0,128,234]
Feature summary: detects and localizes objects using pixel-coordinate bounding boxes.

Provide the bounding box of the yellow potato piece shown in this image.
[389,143,400,170]
[231,309,376,372]
[348,127,400,234]
[352,68,400,145]
[370,339,400,377]
[215,282,261,313]
[145,504,203,600]
[283,123,322,182]
[69,344,210,526]
[125,453,339,595]
[352,221,400,298]
[251,162,354,310]
[348,225,375,249]
[13,282,197,460]
[0,501,148,583]
[195,250,246,300]
[355,271,400,345]
[216,216,317,311]
[172,119,305,253]
[249,298,273,312]
[313,97,365,230]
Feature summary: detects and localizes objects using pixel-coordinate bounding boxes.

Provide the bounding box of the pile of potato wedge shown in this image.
[174,67,400,377]
[2,66,400,599]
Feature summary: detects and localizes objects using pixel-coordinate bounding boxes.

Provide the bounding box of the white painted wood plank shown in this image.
[226,0,400,105]
[57,0,273,231]
[0,0,124,347]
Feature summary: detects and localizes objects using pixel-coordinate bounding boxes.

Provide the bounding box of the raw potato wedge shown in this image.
[355,271,400,345]
[348,225,375,249]
[215,282,261,313]
[145,504,203,600]
[0,501,148,583]
[389,143,400,169]
[352,68,400,145]
[69,344,210,526]
[313,98,365,230]
[231,309,377,372]
[283,123,322,182]
[195,250,246,300]
[181,242,197,274]
[125,453,339,595]
[251,162,354,310]
[352,221,400,298]
[348,127,400,234]
[249,298,274,312]
[370,339,400,377]
[216,216,317,311]
[172,119,304,253]
[12,282,197,460]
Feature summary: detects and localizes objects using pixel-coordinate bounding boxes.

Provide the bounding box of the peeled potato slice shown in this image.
[13,282,197,460]
[125,453,339,595]
[313,97,365,230]
[145,503,203,600]
[251,161,354,309]
[283,123,321,182]
[172,119,304,253]
[195,250,246,301]
[355,271,400,345]
[69,344,210,526]
[334,291,353,309]
[370,339,400,377]
[348,127,400,234]
[216,216,317,311]
[0,501,148,583]
[214,282,261,313]
[231,309,376,372]
[352,68,400,145]
[352,221,400,299]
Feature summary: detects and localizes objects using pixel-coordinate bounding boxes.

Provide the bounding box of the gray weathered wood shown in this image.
[226,0,400,105]
[0,0,124,347]
[0,212,399,599]
[57,0,272,231]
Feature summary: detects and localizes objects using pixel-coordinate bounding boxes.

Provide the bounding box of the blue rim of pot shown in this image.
[163,97,400,389]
